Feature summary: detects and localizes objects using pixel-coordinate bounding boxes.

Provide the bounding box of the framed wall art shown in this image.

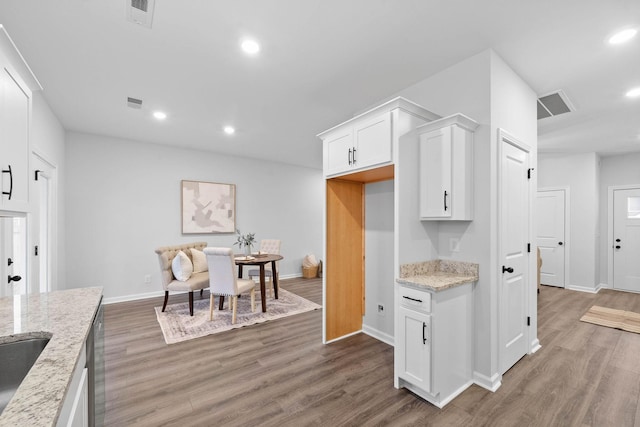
[181,180,236,234]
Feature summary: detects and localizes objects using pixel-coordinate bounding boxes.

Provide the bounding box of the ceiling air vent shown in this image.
[126,0,155,29]
[537,90,574,120]
[127,97,143,109]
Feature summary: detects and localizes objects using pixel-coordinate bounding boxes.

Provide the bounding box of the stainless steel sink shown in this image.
[0,337,50,414]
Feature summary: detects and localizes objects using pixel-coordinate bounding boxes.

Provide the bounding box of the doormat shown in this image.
[580,305,640,334]
[155,288,321,344]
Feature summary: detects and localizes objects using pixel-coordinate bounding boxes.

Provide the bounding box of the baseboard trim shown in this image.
[529,338,541,354]
[566,284,603,294]
[473,371,502,392]
[103,289,167,304]
[362,325,394,347]
[103,273,306,304]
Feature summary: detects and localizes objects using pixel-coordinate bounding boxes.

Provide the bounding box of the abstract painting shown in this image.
[181,180,236,234]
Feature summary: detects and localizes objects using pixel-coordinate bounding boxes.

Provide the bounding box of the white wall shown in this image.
[538,152,599,290]
[598,152,640,285]
[363,180,394,343]
[65,132,323,301]
[391,49,537,387]
[30,92,66,289]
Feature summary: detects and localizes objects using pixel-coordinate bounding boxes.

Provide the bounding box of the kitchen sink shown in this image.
[0,337,50,414]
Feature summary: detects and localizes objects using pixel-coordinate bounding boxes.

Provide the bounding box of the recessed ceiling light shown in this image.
[223,126,235,135]
[241,39,260,55]
[608,28,637,44]
[626,87,640,98]
[153,111,167,120]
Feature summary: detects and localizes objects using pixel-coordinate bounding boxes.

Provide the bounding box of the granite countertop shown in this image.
[0,287,103,427]
[397,259,478,292]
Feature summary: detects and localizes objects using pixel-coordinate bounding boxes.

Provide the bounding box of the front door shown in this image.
[536,189,566,287]
[499,133,530,374]
[613,188,640,292]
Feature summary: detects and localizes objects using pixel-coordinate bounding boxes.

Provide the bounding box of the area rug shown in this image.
[155,288,321,344]
[580,305,640,334]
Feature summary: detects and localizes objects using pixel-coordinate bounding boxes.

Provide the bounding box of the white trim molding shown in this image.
[362,325,394,347]
[473,371,502,392]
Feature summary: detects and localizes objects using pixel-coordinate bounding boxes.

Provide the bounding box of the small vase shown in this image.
[244,245,252,256]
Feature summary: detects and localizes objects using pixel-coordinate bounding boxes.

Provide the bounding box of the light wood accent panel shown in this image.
[336,164,394,183]
[326,179,364,341]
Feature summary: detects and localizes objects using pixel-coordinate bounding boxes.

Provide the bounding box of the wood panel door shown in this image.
[326,179,364,342]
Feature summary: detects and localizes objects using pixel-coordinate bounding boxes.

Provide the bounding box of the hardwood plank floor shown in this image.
[104,280,640,426]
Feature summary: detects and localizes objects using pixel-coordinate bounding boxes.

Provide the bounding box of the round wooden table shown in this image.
[231,254,283,313]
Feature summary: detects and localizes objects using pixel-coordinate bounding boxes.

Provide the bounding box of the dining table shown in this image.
[219,253,284,313]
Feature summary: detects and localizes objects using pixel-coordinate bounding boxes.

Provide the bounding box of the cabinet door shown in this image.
[419,127,452,219]
[398,306,431,393]
[0,66,30,211]
[324,127,354,176]
[353,111,392,171]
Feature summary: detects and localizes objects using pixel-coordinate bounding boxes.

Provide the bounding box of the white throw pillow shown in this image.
[171,250,193,281]
[190,248,208,273]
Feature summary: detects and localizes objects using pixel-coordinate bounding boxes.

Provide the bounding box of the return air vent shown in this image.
[537,90,574,120]
[126,0,155,29]
[127,97,143,109]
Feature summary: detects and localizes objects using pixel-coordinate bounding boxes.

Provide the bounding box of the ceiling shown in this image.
[0,0,638,169]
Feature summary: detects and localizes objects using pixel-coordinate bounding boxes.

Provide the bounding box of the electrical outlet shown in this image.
[377,304,385,316]
[144,274,151,284]
[450,238,460,252]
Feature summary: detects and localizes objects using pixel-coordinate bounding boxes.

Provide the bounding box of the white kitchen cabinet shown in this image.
[319,97,439,178]
[418,114,478,221]
[0,26,40,213]
[58,344,88,427]
[395,282,474,408]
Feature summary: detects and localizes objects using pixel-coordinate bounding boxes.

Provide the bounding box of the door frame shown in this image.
[497,129,538,376]
[537,186,571,288]
[607,184,640,289]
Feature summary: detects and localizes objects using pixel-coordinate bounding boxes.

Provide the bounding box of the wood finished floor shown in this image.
[104,279,640,426]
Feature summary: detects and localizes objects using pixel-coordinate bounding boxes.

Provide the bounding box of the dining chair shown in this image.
[204,247,255,324]
[248,239,281,297]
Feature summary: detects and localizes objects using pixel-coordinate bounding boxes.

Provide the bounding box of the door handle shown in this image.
[558,242,564,246]
[8,275,21,284]
[615,239,621,242]
[615,245,621,249]
[502,266,514,274]
[2,165,13,200]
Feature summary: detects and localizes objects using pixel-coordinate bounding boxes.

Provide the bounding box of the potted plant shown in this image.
[234,229,256,255]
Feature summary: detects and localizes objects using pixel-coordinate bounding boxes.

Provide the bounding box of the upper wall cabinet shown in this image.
[318,97,439,179]
[418,114,478,221]
[0,26,42,213]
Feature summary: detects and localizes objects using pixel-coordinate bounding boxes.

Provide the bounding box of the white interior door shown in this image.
[32,155,56,293]
[499,134,530,374]
[613,188,640,292]
[536,189,566,287]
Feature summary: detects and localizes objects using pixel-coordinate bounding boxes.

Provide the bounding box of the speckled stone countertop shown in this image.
[0,287,103,427]
[397,260,478,292]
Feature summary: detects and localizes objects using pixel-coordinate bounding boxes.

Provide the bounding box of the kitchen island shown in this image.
[0,287,103,427]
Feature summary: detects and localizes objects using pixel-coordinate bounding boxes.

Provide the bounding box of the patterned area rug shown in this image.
[580,305,640,334]
[155,288,321,344]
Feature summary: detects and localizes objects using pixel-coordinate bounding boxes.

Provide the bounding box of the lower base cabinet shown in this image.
[57,344,88,427]
[395,282,474,408]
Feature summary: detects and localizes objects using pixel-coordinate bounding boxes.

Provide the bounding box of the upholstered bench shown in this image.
[155,242,209,316]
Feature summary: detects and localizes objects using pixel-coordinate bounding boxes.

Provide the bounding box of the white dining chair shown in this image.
[248,239,281,297]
